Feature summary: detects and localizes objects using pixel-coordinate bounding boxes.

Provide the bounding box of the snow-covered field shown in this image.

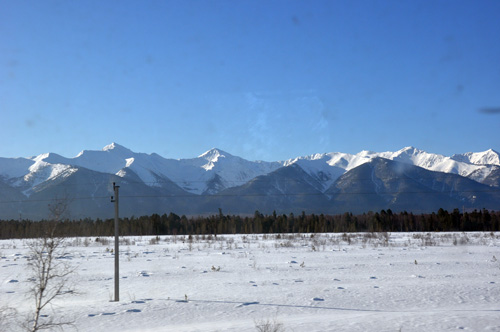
[2,232,500,331]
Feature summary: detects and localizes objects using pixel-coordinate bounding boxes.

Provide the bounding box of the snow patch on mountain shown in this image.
[284,153,345,190]
[125,158,135,168]
[198,148,228,170]
[21,163,77,196]
[467,165,499,183]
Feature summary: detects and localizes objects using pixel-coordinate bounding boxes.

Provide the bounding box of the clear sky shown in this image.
[1,0,500,161]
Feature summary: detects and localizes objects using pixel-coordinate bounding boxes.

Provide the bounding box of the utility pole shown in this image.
[111,182,120,301]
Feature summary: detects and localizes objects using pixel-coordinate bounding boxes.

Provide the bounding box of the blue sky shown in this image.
[1,0,500,161]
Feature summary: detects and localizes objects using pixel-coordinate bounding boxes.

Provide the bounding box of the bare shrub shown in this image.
[83,237,90,247]
[149,236,160,245]
[0,306,17,331]
[121,237,132,245]
[255,318,285,332]
[26,234,76,331]
[96,237,110,246]
[414,233,436,246]
[25,198,76,332]
[378,232,390,247]
[457,233,470,245]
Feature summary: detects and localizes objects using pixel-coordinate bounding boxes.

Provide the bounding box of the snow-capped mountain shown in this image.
[0,143,282,196]
[283,146,500,190]
[0,144,498,219]
[451,149,500,165]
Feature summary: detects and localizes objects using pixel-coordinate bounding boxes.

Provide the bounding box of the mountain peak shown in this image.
[102,143,131,153]
[198,148,232,161]
[482,148,499,156]
[451,149,500,166]
[469,149,500,165]
[396,146,422,155]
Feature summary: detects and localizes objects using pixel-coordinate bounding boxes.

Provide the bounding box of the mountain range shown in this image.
[0,143,499,220]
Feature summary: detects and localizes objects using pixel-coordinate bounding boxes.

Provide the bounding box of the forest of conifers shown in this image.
[1,208,499,239]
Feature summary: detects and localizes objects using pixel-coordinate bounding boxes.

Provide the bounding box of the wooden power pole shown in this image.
[111,182,120,301]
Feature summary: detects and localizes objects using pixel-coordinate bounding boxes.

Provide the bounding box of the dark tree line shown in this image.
[1,208,499,239]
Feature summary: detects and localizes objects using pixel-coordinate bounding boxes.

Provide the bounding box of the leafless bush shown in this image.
[149,236,160,245]
[95,237,110,246]
[280,240,295,248]
[364,232,377,239]
[121,237,133,245]
[24,198,76,332]
[0,306,17,332]
[453,233,470,246]
[255,318,285,332]
[25,233,76,331]
[341,232,354,245]
[378,232,390,247]
[413,232,436,246]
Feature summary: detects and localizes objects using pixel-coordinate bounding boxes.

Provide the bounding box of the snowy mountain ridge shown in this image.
[282,146,500,191]
[0,144,498,198]
[1,143,499,219]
